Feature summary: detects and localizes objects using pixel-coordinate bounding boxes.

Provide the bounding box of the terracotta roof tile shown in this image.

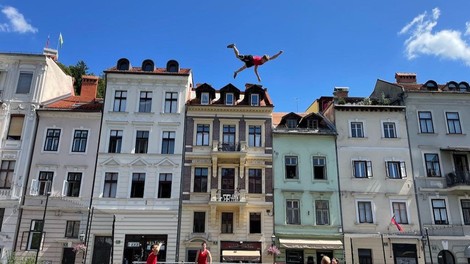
[105,66,191,75]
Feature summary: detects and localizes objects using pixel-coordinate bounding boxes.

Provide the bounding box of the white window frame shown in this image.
[201,92,210,105]
[112,90,127,112]
[445,111,463,134]
[314,199,330,225]
[219,119,239,148]
[62,171,83,197]
[164,91,178,113]
[385,160,407,179]
[352,159,372,178]
[429,196,451,225]
[417,110,434,134]
[246,120,265,148]
[102,172,118,198]
[138,90,153,113]
[16,71,34,94]
[42,127,62,153]
[246,167,264,194]
[381,120,398,138]
[225,93,234,105]
[250,94,259,106]
[458,197,470,225]
[286,199,301,225]
[312,156,327,180]
[193,119,213,147]
[192,167,210,193]
[423,152,442,177]
[129,172,146,198]
[349,119,366,138]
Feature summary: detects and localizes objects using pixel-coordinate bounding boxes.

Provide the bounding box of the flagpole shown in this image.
[380,233,387,264]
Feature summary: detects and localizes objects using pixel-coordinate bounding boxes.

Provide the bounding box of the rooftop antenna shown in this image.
[294,97,299,112]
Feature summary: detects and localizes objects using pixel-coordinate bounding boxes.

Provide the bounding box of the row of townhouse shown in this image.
[0,50,469,264]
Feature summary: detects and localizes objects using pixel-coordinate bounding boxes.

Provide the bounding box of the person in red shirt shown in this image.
[227,44,283,82]
[195,242,212,264]
[146,243,161,264]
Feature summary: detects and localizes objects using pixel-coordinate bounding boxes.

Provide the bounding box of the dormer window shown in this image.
[201,92,210,105]
[142,60,154,72]
[117,58,130,71]
[251,94,259,106]
[226,93,234,105]
[424,80,438,91]
[287,119,297,128]
[166,60,179,73]
[307,119,318,129]
[447,82,458,91]
[458,82,469,92]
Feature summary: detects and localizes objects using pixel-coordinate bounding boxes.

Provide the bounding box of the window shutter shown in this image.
[30,179,38,196]
[367,161,373,177]
[352,161,356,177]
[400,162,407,178]
[62,180,68,196]
[385,162,390,178]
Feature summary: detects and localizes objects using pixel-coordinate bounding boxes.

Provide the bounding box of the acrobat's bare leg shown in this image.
[227,44,240,57]
[234,65,247,78]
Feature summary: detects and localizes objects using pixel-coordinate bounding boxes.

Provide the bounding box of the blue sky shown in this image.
[1,1,470,112]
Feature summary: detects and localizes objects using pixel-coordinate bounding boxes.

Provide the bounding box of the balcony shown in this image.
[210,189,246,203]
[218,142,241,152]
[211,140,247,159]
[446,171,470,188]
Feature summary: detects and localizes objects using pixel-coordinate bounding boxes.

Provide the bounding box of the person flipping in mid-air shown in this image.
[227,43,283,82]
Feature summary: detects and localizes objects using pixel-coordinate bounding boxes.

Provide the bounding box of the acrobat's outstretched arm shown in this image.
[254,65,261,82]
[270,50,283,61]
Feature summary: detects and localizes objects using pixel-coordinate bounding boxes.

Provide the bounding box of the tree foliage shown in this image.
[58,60,104,98]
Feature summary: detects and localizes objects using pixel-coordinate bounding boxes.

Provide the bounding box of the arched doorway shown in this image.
[437,250,455,264]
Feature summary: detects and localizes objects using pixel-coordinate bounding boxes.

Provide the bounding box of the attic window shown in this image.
[117,58,130,71]
[458,82,469,92]
[307,119,318,129]
[226,93,234,105]
[142,60,154,72]
[424,80,438,91]
[251,94,259,106]
[201,92,209,105]
[447,82,458,91]
[166,60,179,73]
[287,119,297,129]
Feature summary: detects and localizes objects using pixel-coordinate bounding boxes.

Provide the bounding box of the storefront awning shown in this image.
[279,239,343,250]
[222,250,261,262]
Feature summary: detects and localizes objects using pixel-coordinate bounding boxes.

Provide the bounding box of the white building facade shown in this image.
[91,58,192,264]
[0,52,72,262]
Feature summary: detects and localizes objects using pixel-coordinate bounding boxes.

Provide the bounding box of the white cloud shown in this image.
[0,6,38,33]
[399,7,470,66]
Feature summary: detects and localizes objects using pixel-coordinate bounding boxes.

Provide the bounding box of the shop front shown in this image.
[220,241,262,263]
[123,234,167,264]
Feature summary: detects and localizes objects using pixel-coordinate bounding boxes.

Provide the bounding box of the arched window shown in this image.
[437,250,455,264]
[446,81,458,91]
[458,82,469,92]
[166,60,179,73]
[117,58,130,71]
[424,80,438,91]
[141,60,154,72]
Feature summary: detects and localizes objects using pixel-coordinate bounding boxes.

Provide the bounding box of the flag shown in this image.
[58,33,64,48]
[391,215,404,232]
[45,35,50,48]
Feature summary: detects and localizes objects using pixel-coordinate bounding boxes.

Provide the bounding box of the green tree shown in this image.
[69,61,89,95]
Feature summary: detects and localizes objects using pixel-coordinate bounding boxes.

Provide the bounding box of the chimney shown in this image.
[80,75,99,100]
[333,87,349,98]
[395,72,417,84]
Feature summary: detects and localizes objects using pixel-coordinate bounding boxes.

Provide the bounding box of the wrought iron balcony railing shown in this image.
[217,142,240,152]
[446,171,470,187]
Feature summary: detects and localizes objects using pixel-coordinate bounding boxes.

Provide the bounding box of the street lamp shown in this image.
[271,234,276,264]
[35,187,51,264]
[425,228,433,264]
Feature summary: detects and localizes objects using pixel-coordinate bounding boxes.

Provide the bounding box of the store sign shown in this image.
[128,242,141,247]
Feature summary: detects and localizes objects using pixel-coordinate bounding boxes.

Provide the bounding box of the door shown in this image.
[221,168,235,196]
[61,248,75,264]
[453,154,469,182]
[92,236,112,264]
[316,251,333,264]
[392,243,417,264]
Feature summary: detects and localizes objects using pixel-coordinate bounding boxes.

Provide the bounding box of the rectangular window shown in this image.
[130,173,145,198]
[7,115,24,140]
[461,199,470,225]
[249,212,261,233]
[16,72,33,94]
[201,92,210,105]
[193,212,205,233]
[248,125,262,147]
[139,91,152,113]
[158,173,172,198]
[425,154,441,177]
[38,171,53,195]
[286,119,297,128]
[358,249,372,264]
[358,201,373,223]
[315,200,330,225]
[248,169,262,194]
[225,93,234,105]
[194,168,208,193]
[0,160,15,189]
[65,172,82,197]
[44,129,61,151]
[383,122,397,138]
[286,200,300,225]
[307,119,318,129]
[27,220,43,250]
[161,131,175,154]
[108,130,123,153]
[103,172,118,198]
[113,90,127,112]
[313,156,326,180]
[418,111,434,133]
[221,212,233,233]
[285,156,298,179]
[164,92,178,113]
[386,161,406,179]
[196,124,210,146]
[351,122,364,138]
[135,130,149,154]
[251,94,259,106]
[222,125,236,150]
[353,160,372,178]
[392,202,408,224]
[0,208,4,231]
[71,130,88,152]
[432,199,448,225]
[446,112,462,134]
[65,221,80,238]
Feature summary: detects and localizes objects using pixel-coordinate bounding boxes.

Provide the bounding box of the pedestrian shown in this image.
[146,243,161,264]
[320,256,331,264]
[195,242,212,264]
[227,44,283,82]
[331,257,339,264]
